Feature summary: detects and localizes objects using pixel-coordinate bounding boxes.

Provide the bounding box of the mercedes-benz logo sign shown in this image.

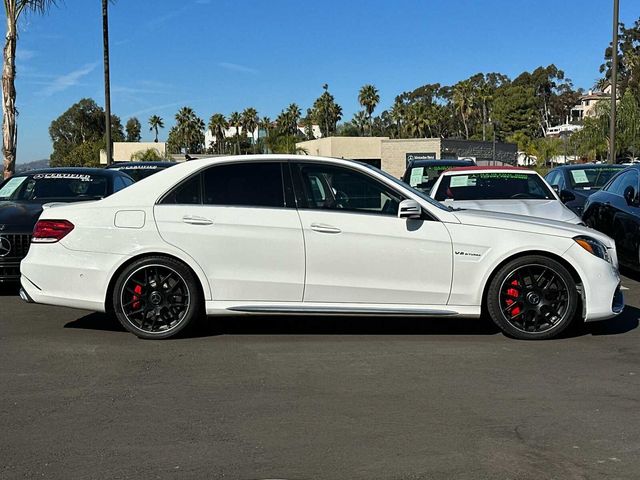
[0,236,11,257]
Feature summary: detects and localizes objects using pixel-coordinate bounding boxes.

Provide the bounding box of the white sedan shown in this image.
[429,166,582,224]
[20,155,623,340]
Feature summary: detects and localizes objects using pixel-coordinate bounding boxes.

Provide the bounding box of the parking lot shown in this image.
[1,272,640,480]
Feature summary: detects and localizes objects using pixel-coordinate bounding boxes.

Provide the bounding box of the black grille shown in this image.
[0,234,32,261]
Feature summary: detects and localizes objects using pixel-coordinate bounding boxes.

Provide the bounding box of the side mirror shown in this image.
[560,190,576,203]
[623,185,637,206]
[398,199,422,219]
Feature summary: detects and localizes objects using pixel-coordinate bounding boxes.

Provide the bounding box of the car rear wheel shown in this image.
[486,255,578,340]
[112,256,202,339]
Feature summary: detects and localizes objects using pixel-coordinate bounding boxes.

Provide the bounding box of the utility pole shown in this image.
[608,0,620,165]
[102,0,113,165]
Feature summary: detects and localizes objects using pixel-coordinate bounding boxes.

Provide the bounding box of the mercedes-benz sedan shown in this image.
[20,155,623,340]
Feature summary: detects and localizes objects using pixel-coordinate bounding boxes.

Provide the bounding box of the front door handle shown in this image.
[310,223,341,234]
[182,215,213,226]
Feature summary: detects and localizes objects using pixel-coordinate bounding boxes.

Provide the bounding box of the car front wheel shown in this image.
[486,255,578,340]
[112,256,202,339]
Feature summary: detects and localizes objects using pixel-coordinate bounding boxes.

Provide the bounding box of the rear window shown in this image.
[434,172,554,201]
[0,173,109,201]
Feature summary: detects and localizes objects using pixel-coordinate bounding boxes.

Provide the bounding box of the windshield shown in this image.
[568,167,623,189]
[407,162,475,193]
[434,172,554,201]
[361,163,451,211]
[0,173,109,202]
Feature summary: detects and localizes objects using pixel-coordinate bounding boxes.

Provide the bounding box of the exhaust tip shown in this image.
[19,288,34,304]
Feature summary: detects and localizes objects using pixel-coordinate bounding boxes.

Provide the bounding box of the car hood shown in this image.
[0,201,43,232]
[450,208,614,247]
[443,199,580,223]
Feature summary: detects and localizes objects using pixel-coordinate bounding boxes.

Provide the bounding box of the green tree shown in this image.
[600,19,640,97]
[241,107,259,153]
[229,111,242,154]
[125,117,141,142]
[452,79,475,139]
[3,0,60,179]
[533,136,563,167]
[148,115,164,142]
[131,148,163,161]
[207,113,228,154]
[49,98,124,166]
[166,106,205,154]
[358,84,380,135]
[312,84,342,137]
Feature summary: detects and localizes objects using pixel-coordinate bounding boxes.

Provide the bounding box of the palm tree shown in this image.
[259,116,271,153]
[352,111,368,136]
[390,100,406,138]
[229,111,242,154]
[241,107,259,153]
[286,103,301,135]
[358,84,380,136]
[148,115,164,142]
[173,107,205,154]
[207,113,228,154]
[3,0,59,179]
[452,80,475,139]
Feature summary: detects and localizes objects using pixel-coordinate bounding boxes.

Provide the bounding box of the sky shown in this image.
[8,0,640,163]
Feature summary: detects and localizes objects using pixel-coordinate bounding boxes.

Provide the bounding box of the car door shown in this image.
[292,161,453,305]
[606,169,640,268]
[153,161,305,301]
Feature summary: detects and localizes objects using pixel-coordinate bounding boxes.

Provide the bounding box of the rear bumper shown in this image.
[20,242,125,312]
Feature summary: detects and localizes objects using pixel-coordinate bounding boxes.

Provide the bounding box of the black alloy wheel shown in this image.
[487,255,578,340]
[113,256,202,339]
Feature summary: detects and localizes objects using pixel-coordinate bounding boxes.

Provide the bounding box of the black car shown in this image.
[402,159,476,194]
[0,168,134,282]
[582,165,640,271]
[544,163,625,216]
[106,161,176,182]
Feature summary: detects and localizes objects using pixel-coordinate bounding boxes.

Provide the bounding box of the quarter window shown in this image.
[296,163,403,215]
[203,162,285,208]
[161,174,202,204]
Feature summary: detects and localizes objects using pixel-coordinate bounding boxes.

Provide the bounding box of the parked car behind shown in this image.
[0,168,134,282]
[20,155,622,341]
[429,166,582,224]
[545,164,625,216]
[106,161,176,182]
[583,165,640,271]
[402,159,476,194]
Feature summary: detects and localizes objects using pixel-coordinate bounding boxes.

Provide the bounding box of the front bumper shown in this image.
[564,243,625,322]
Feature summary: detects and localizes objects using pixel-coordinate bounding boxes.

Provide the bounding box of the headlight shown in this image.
[574,236,611,263]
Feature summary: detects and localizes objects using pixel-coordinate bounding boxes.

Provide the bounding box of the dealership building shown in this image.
[296,137,518,178]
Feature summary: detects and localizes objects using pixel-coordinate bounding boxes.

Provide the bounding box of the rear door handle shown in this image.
[310,223,341,234]
[182,215,213,226]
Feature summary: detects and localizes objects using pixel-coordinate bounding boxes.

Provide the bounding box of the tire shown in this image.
[112,256,203,339]
[486,255,578,340]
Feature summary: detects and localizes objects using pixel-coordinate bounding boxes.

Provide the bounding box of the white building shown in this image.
[204,125,322,150]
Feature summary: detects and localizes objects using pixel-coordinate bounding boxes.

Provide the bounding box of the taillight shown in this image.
[32,220,75,243]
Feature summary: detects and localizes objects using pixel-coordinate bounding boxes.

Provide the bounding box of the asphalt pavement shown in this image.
[1,273,640,480]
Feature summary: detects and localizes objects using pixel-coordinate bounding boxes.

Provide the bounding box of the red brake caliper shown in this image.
[132,285,143,310]
[506,280,521,317]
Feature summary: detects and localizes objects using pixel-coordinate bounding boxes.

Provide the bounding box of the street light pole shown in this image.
[608,0,620,165]
[102,0,113,166]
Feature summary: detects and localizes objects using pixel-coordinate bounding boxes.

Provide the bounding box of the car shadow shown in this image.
[64,307,640,339]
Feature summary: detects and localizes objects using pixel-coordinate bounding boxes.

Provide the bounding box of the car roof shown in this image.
[106,161,176,168]
[444,166,532,174]
[408,159,475,167]
[15,167,126,177]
